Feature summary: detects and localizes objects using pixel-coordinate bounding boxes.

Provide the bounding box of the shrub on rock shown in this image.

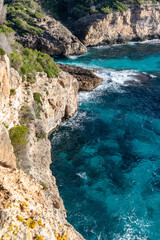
[9,125,29,153]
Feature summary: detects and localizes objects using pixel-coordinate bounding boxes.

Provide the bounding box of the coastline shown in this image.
[1,0,160,237]
[74,1,160,47]
[0,54,103,240]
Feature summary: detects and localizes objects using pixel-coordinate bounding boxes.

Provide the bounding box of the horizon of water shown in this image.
[50,40,160,240]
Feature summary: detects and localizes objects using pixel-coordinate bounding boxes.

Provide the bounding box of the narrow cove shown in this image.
[50,41,160,240]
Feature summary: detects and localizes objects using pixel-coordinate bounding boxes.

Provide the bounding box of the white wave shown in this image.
[68,52,89,60]
[115,39,160,47]
[60,111,90,131]
[76,172,88,180]
[113,214,150,240]
[89,39,160,50]
[68,55,79,60]
[150,74,157,78]
[136,39,160,44]
[78,69,145,104]
[96,69,139,85]
[66,39,160,61]
[90,45,111,49]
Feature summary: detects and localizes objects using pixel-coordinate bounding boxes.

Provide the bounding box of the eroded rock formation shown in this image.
[58,63,103,91]
[16,17,87,56]
[74,2,160,46]
[0,0,7,25]
[0,55,84,240]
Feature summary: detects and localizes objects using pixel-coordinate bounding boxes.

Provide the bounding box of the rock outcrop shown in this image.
[74,1,160,46]
[0,124,16,169]
[0,55,84,240]
[16,17,87,56]
[0,0,7,25]
[58,63,103,91]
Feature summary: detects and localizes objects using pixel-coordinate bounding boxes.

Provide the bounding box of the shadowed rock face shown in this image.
[16,17,87,57]
[58,63,103,91]
[74,2,160,46]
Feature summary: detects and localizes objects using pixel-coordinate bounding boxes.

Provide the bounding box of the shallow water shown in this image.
[50,40,160,240]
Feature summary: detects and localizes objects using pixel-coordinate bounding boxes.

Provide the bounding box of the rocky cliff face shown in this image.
[57,63,103,91]
[16,16,87,56]
[0,124,16,169]
[74,1,160,46]
[0,55,84,240]
[0,0,7,25]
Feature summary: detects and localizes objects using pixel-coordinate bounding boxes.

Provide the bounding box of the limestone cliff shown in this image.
[16,16,87,57]
[74,1,160,46]
[0,124,16,169]
[0,55,84,240]
[0,0,6,25]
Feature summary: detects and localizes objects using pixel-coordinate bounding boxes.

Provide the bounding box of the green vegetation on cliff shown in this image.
[10,88,16,96]
[9,125,29,152]
[5,0,44,35]
[5,0,158,27]
[0,24,15,36]
[39,0,160,21]
[0,47,5,55]
[20,106,35,125]
[33,92,42,105]
[9,45,60,82]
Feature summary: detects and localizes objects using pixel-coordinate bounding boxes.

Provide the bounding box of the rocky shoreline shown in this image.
[1,1,160,239]
[74,1,160,47]
[4,2,160,58]
[57,64,103,91]
[0,55,103,240]
[2,1,160,57]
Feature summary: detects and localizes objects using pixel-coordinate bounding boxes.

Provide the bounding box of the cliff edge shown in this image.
[74,1,160,46]
[16,16,87,56]
[0,55,84,240]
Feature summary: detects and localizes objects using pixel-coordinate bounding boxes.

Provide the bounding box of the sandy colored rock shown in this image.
[0,55,84,240]
[0,124,16,169]
[74,2,160,46]
[0,165,83,240]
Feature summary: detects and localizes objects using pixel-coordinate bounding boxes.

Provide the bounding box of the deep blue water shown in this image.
[50,40,160,240]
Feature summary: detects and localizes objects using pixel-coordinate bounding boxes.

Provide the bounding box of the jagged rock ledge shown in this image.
[74,1,160,46]
[58,63,103,91]
[0,55,102,239]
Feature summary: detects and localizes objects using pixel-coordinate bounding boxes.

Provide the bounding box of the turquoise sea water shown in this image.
[50,40,160,240]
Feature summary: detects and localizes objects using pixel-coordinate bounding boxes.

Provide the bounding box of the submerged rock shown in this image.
[58,63,103,91]
[74,2,160,46]
[133,73,153,82]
